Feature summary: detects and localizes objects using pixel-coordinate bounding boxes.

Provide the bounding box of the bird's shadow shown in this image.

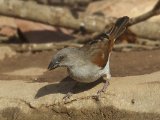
[35,76,105,99]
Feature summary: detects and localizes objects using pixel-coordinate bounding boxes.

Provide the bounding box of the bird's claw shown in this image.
[91,89,105,101]
[97,89,105,96]
[63,92,73,102]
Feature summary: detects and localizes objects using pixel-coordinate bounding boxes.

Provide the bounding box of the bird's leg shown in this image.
[97,73,111,96]
[96,59,111,97]
[63,82,78,101]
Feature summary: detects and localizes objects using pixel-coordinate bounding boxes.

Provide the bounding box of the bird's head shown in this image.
[48,48,80,70]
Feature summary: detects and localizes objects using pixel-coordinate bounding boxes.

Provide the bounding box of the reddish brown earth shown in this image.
[0,49,159,83]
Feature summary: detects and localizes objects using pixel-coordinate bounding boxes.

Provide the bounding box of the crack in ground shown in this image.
[0,97,37,110]
[62,94,107,105]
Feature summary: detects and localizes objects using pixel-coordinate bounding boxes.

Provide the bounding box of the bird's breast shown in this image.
[67,64,101,83]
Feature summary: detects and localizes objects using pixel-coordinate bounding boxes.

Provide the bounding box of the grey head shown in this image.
[48,47,85,70]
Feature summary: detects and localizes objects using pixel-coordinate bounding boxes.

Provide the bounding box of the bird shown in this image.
[48,16,129,99]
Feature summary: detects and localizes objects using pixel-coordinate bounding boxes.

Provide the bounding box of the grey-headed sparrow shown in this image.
[48,16,129,98]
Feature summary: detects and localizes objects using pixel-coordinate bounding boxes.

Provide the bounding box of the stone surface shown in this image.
[0,16,17,38]
[15,19,74,43]
[0,46,16,60]
[86,0,160,23]
[0,71,160,120]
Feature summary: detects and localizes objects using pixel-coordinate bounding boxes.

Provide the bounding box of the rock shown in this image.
[130,21,160,40]
[86,0,160,23]
[85,0,160,40]
[0,71,160,120]
[0,27,17,37]
[86,0,156,17]
[0,46,16,60]
[0,16,17,37]
[15,19,74,43]
[0,16,17,28]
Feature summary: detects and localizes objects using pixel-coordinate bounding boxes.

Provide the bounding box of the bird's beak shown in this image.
[48,60,60,70]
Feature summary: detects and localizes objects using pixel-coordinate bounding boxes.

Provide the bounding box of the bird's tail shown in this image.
[104,16,129,53]
[107,16,129,41]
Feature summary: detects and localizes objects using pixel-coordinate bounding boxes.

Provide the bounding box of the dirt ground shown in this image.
[0,49,159,83]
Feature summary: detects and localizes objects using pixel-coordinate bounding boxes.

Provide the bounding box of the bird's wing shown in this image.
[80,16,129,68]
[81,36,110,68]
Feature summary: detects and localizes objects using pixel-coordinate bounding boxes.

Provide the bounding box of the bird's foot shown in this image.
[63,92,73,102]
[91,89,105,101]
[92,80,110,100]
[97,88,105,96]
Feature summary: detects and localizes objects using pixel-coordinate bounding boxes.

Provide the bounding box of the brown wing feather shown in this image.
[81,16,129,68]
[91,50,106,67]
[81,39,110,68]
[90,42,109,68]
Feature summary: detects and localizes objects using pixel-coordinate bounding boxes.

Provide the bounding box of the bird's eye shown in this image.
[58,55,64,62]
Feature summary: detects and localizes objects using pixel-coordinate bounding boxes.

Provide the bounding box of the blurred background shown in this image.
[0,0,160,83]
